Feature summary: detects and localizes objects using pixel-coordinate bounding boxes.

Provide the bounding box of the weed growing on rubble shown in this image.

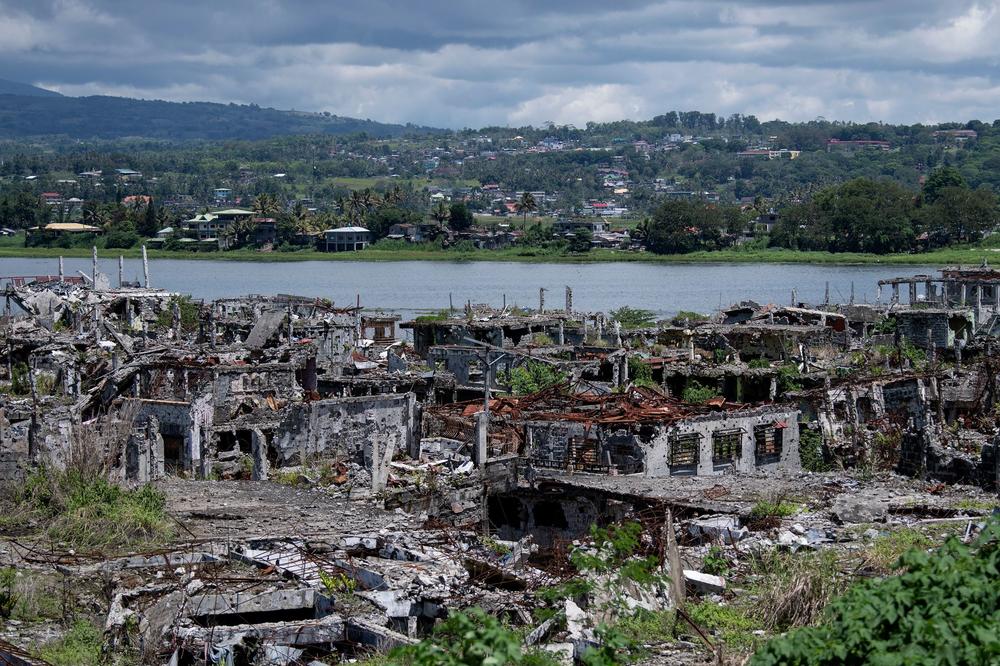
[388,607,561,666]
[9,467,173,551]
[0,567,17,618]
[701,545,730,577]
[749,549,842,632]
[687,602,763,652]
[752,518,1000,665]
[627,356,656,389]
[749,500,799,520]
[867,528,932,572]
[37,619,103,666]
[319,570,356,595]
[154,295,199,332]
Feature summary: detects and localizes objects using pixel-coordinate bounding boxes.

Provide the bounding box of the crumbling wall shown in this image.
[271,393,418,469]
[642,407,801,477]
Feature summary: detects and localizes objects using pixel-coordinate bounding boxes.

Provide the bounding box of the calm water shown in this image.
[0,257,938,319]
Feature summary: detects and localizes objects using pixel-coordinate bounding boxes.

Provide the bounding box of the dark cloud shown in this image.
[1,0,998,127]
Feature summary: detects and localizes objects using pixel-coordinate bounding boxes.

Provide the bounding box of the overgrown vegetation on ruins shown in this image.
[753,518,1000,665]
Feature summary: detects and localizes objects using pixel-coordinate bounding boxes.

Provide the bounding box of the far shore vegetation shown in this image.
[3,230,1000,266]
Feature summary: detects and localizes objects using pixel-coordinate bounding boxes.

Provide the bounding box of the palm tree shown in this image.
[83,205,109,230]
[383,185,403,207]
[229,217,257,248]
[431,201,450,226]
[346,191,365,225]
[253,193,280,218]
[516,192,537,225]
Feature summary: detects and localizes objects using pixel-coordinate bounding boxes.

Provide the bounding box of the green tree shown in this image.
[645,199,726,254]
[919,185,997,243]
[567,227,592,252]
[922,166,967,203]
[431,201,450,225]
[448,202,475,231]
[137,201,159,238]
[516,191,537,224]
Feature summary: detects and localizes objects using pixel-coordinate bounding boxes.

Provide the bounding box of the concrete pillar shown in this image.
[851,281,856,305]
[908,282,917,304]
[142,245,150,288]
[876,284,882,304]
[892,283,899,304]
[58,256,64,282]
[251,429,268,481]
[91,246,98,287]
[961,283,967,306]
[538,287,545,313]
[473,411,488,469]
[926,280,933,304]
[557,320,565,346]
[118,255,124,288]
[565,286,573,314]
[172,300,181,339]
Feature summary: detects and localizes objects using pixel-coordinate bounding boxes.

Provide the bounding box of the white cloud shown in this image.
[6,0,1000,127]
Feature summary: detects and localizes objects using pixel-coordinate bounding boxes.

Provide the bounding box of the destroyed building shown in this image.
[5,260,1000,664]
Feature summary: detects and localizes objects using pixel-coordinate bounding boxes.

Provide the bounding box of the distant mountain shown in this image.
[0,78,62,97]
[0,90,439,141]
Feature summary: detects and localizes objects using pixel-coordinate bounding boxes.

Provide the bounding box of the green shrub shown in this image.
[752,518,1000,665]
[500,361,566,395]
[389,608,525,665]
[0,567,17,618]
[104,230,139,249]
[627,357,656,389]
[610,306,656,329]
[702,545,730,576]
[669,310,709,327]
[38,620,103,666]
[682,380,719,404]
[798,424,829,472]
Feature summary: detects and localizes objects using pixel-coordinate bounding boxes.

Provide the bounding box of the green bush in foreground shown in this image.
[752,518,1000,665]
[389,608,559,666]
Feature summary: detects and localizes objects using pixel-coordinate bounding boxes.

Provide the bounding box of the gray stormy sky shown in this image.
[2,0,999,128]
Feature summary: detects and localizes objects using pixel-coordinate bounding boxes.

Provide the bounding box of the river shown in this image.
[0,257,938,319]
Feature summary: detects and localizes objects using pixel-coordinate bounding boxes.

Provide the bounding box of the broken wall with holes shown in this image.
[270,393,419,468]
[641,407,801,477]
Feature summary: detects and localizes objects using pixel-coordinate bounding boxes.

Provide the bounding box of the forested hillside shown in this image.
[0,94,438,140]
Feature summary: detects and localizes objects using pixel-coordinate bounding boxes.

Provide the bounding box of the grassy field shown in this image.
[1,232,996,265]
